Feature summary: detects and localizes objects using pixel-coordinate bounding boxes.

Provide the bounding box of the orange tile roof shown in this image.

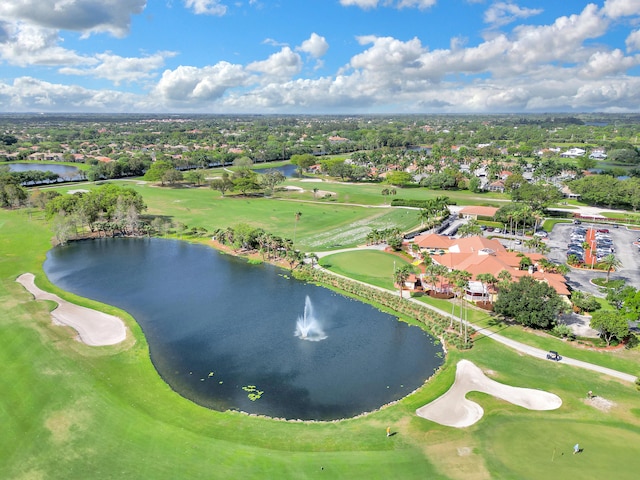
[421,233,569,295]
[451,236,506,253]
[414,233,453,249]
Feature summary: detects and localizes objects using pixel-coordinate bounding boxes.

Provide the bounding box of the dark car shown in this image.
[546,350,561,361]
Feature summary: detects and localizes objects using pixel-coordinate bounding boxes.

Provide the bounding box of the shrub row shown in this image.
[390,198,456,208]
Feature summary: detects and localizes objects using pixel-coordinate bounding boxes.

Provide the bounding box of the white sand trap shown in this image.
[16,273,127,346]
[283,186,304,192]
[416,360,562,428]
[315,190,336,196]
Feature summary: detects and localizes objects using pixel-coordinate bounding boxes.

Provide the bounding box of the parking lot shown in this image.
[546,223,640,295]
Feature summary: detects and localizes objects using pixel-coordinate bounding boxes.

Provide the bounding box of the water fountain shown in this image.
[295,295,327,341]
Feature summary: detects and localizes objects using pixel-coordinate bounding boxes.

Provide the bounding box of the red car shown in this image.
[597,228,609,233]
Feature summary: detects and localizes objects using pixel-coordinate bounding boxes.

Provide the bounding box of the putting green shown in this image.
[479,419,640,479]
[320,250,414,289]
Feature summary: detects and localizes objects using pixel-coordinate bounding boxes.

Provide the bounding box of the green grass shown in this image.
[279,177,512,208]
[319,250,414,290]
[3,183,640,479]
[44,180,422,251]
[542,218,572,231]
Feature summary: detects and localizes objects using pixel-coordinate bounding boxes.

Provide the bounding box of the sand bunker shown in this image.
[416,360,562,428]
[16,273,126,346]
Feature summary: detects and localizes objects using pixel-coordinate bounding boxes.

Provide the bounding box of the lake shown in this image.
[8,162,84,182]
[253,163,303,178]
[44,238,443,420]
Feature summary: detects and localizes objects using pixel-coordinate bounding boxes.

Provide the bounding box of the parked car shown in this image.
[573,219,582,224]
[534,231,548,238]
[597,228,610,233]
[546,351,562,361]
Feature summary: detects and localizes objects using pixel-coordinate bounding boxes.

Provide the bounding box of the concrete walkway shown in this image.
[313,243,388,258]
[470,324,637,383]
[404,293,637,383]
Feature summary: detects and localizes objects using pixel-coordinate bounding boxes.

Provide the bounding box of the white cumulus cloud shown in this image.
[0,22,91,67]
[154,63,249,104]
[601,0,640,19]
[627,29,640,51]
[579,49,640,78]
[484,2,543,28]
[247,47,303,80]
[297,33,329,58]
[0,0,146,38]
[0,76,145,111]
[59,51,177,85]
[340,0,436,9]
[184,0,227,16]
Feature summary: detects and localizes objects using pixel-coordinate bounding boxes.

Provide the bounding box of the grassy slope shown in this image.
[319,250,414,290]
[2,184,640,479]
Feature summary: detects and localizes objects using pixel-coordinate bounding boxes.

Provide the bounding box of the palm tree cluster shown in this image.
[365,227,402,245]
[418,196,450,229]
[212,225,304,271]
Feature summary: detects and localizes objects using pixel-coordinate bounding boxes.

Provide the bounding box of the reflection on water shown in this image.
[8,163,84,183]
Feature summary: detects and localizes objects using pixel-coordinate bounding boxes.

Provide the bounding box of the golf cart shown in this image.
[546,350,561,361]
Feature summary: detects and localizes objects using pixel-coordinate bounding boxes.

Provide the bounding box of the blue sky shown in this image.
[0,0,639,113]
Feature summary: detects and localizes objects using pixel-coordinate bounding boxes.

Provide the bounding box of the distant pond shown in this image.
[44,238,443,421]
[8,162,84,183]
[253,163,303,178]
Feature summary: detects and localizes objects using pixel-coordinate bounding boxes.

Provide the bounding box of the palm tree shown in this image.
[497,269,512,289]
[381,188,390,204]
[421,251,433,270]
[535,243,551,256]
[424,264,439,294]
[293,211,302,245]
[600,254,621,282]
[476,273,497,303]
[306,252,319,267]
[520,204,533,236]
[454,270,472,334]
[419,196,449,229]
[394,264,414,297]
[524,236,542,252]
[458,219,482,238]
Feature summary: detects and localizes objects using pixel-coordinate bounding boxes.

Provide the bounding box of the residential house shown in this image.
[458,206,499,220]
[560,148,586,158]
